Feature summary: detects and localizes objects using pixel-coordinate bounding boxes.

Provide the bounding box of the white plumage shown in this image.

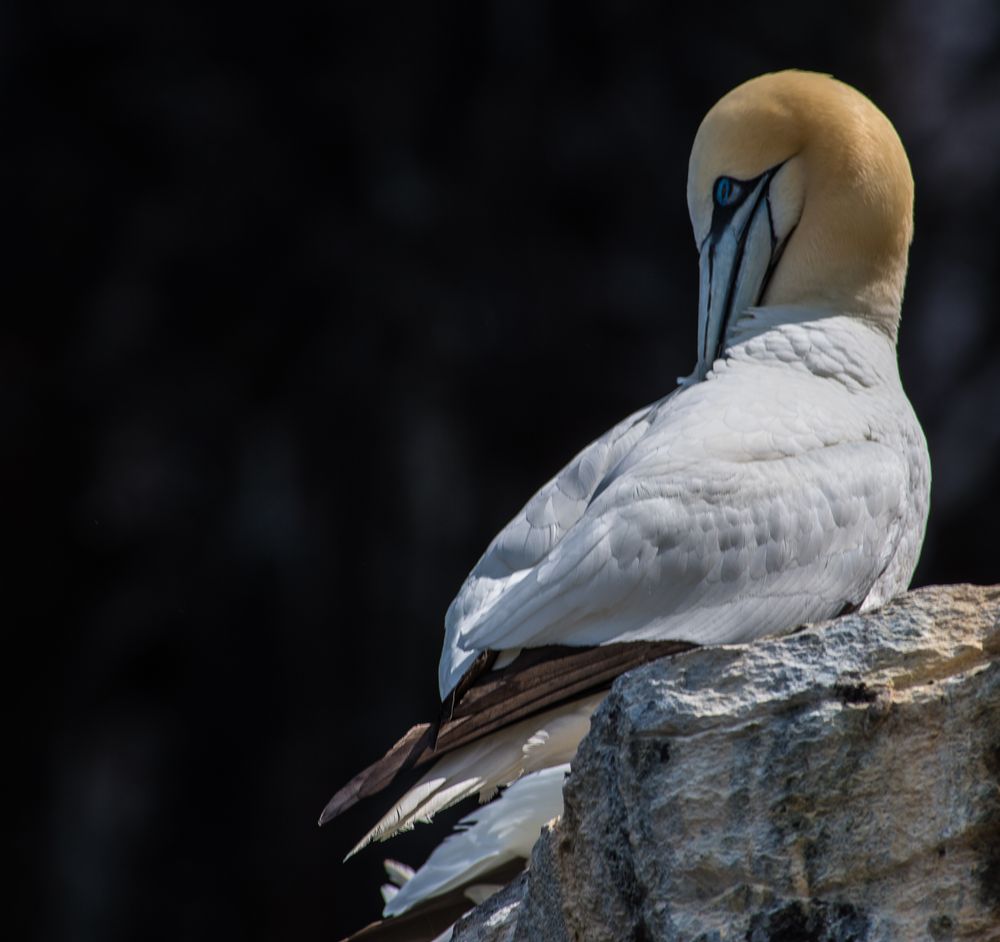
[334,70,932,935]
[375,308,928,913]
[380,764,570,918]
[350,694,601,855]
[442,310,926,694]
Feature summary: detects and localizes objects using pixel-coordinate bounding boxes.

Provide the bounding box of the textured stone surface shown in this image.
[453,584,1000,942]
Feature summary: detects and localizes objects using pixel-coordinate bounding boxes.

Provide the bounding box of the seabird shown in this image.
[325,70,931,939]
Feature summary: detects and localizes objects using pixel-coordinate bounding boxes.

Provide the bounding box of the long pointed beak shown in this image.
[694,171,782,380]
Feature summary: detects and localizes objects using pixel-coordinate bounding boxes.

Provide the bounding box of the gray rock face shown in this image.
[452,584,1000,942]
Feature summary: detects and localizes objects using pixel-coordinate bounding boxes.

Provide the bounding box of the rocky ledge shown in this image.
[452,583,1000,942]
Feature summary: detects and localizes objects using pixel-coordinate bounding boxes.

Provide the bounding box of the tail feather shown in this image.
[320,722,436,827]
[346,858,525,942]
[349,693,602,856]
[383,763,571,918]
[321,640,695,829]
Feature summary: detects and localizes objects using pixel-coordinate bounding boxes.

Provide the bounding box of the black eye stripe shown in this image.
[704,161,790,365]
[709,175,753,237]
[708,160,792,243]
[713,176,743,208]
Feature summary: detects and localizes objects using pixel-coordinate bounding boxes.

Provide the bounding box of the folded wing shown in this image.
[447,365,909,664]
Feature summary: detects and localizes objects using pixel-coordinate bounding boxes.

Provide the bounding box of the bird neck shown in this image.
[719,305,903,390]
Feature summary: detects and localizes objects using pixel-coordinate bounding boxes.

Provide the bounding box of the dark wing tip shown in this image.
[319,641,698,828]
[318,722,436,827]
[318,782,359,827]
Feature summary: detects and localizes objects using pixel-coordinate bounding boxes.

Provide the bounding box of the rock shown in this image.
[452,584,1000,942]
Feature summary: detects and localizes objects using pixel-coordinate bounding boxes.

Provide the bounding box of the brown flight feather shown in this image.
[320,639,695,827]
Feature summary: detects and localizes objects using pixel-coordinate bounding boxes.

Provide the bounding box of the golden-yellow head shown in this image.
[686,70,913,371]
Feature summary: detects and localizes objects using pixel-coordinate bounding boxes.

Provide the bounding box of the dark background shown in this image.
[10,1,1000,939]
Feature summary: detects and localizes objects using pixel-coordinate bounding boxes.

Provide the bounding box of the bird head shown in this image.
[686,70,914,380]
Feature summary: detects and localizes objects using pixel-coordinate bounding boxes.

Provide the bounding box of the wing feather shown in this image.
[446,364,911,663]
[439,400,665,695]
[381,764,569,918]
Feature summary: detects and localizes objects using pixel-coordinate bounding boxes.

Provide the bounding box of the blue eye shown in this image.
[714,176,740,207]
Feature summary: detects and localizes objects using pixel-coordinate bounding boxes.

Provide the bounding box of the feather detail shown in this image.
[320,640,694,828]
[348,696,600,856]
[382,764,570,917]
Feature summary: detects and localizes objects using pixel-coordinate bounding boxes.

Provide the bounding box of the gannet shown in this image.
[326,70,930,939]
